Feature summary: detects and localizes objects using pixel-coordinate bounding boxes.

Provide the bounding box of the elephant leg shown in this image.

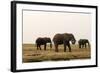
[85,43,86,48]
[79,44,80,48]
[50,43,52,48]
[67,43,71,52]
[80,44,82,48]
[79,43,82,48]
[88,42,90,48]
[39,45,41,50]
[37,44,39,50]
[44,44,46,50]
[81,44,83,48]
[55,44,58,52]
[82,44,84,48]
[64,44,66,52]
[84,44,85,48]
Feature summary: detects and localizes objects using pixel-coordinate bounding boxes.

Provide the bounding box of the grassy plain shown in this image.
[22,44,91,63]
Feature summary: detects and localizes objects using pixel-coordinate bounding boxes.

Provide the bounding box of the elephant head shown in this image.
[44,37,52,48]
[67,33,76,44]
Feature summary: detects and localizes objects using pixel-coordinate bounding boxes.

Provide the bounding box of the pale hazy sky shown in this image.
[23,10,91,44]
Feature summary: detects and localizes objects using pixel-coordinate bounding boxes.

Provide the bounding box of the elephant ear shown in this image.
[69,34,74,38]
[67,33,75,41]
[63,33,70,41]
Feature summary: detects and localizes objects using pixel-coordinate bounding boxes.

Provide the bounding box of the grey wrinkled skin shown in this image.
[36,37,52,50]
[53,33,76,52]
[78,39,90,48]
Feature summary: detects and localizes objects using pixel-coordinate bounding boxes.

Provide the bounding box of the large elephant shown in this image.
[36,37,52,50]
[53,33,76,52]
[78,39,90,48]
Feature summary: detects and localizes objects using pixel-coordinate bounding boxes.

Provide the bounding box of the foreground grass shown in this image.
[22,44,91,63]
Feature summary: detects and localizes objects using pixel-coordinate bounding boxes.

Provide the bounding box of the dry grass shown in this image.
[22,44,91,63]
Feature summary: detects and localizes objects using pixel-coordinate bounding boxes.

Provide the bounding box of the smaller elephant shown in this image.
[36,37,52,50]
[78,39,90,48]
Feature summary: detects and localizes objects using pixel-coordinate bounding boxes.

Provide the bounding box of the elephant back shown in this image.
[43,37,51,43]
[62,33,72,41]
[78,39,89,44]
[53,33,76,44]
[36,37,46,44]
[53,34,64,42]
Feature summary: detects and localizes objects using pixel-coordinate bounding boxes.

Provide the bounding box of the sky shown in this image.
[23,10,91,44]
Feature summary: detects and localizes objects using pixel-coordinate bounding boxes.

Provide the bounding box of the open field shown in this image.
[22,44,91,63]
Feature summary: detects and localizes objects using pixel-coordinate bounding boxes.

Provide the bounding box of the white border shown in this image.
[16,3,96,70]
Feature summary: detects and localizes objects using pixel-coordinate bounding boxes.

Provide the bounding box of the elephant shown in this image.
[36,37,52,50]
[78,39,90,48]
[53,33,76,52]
